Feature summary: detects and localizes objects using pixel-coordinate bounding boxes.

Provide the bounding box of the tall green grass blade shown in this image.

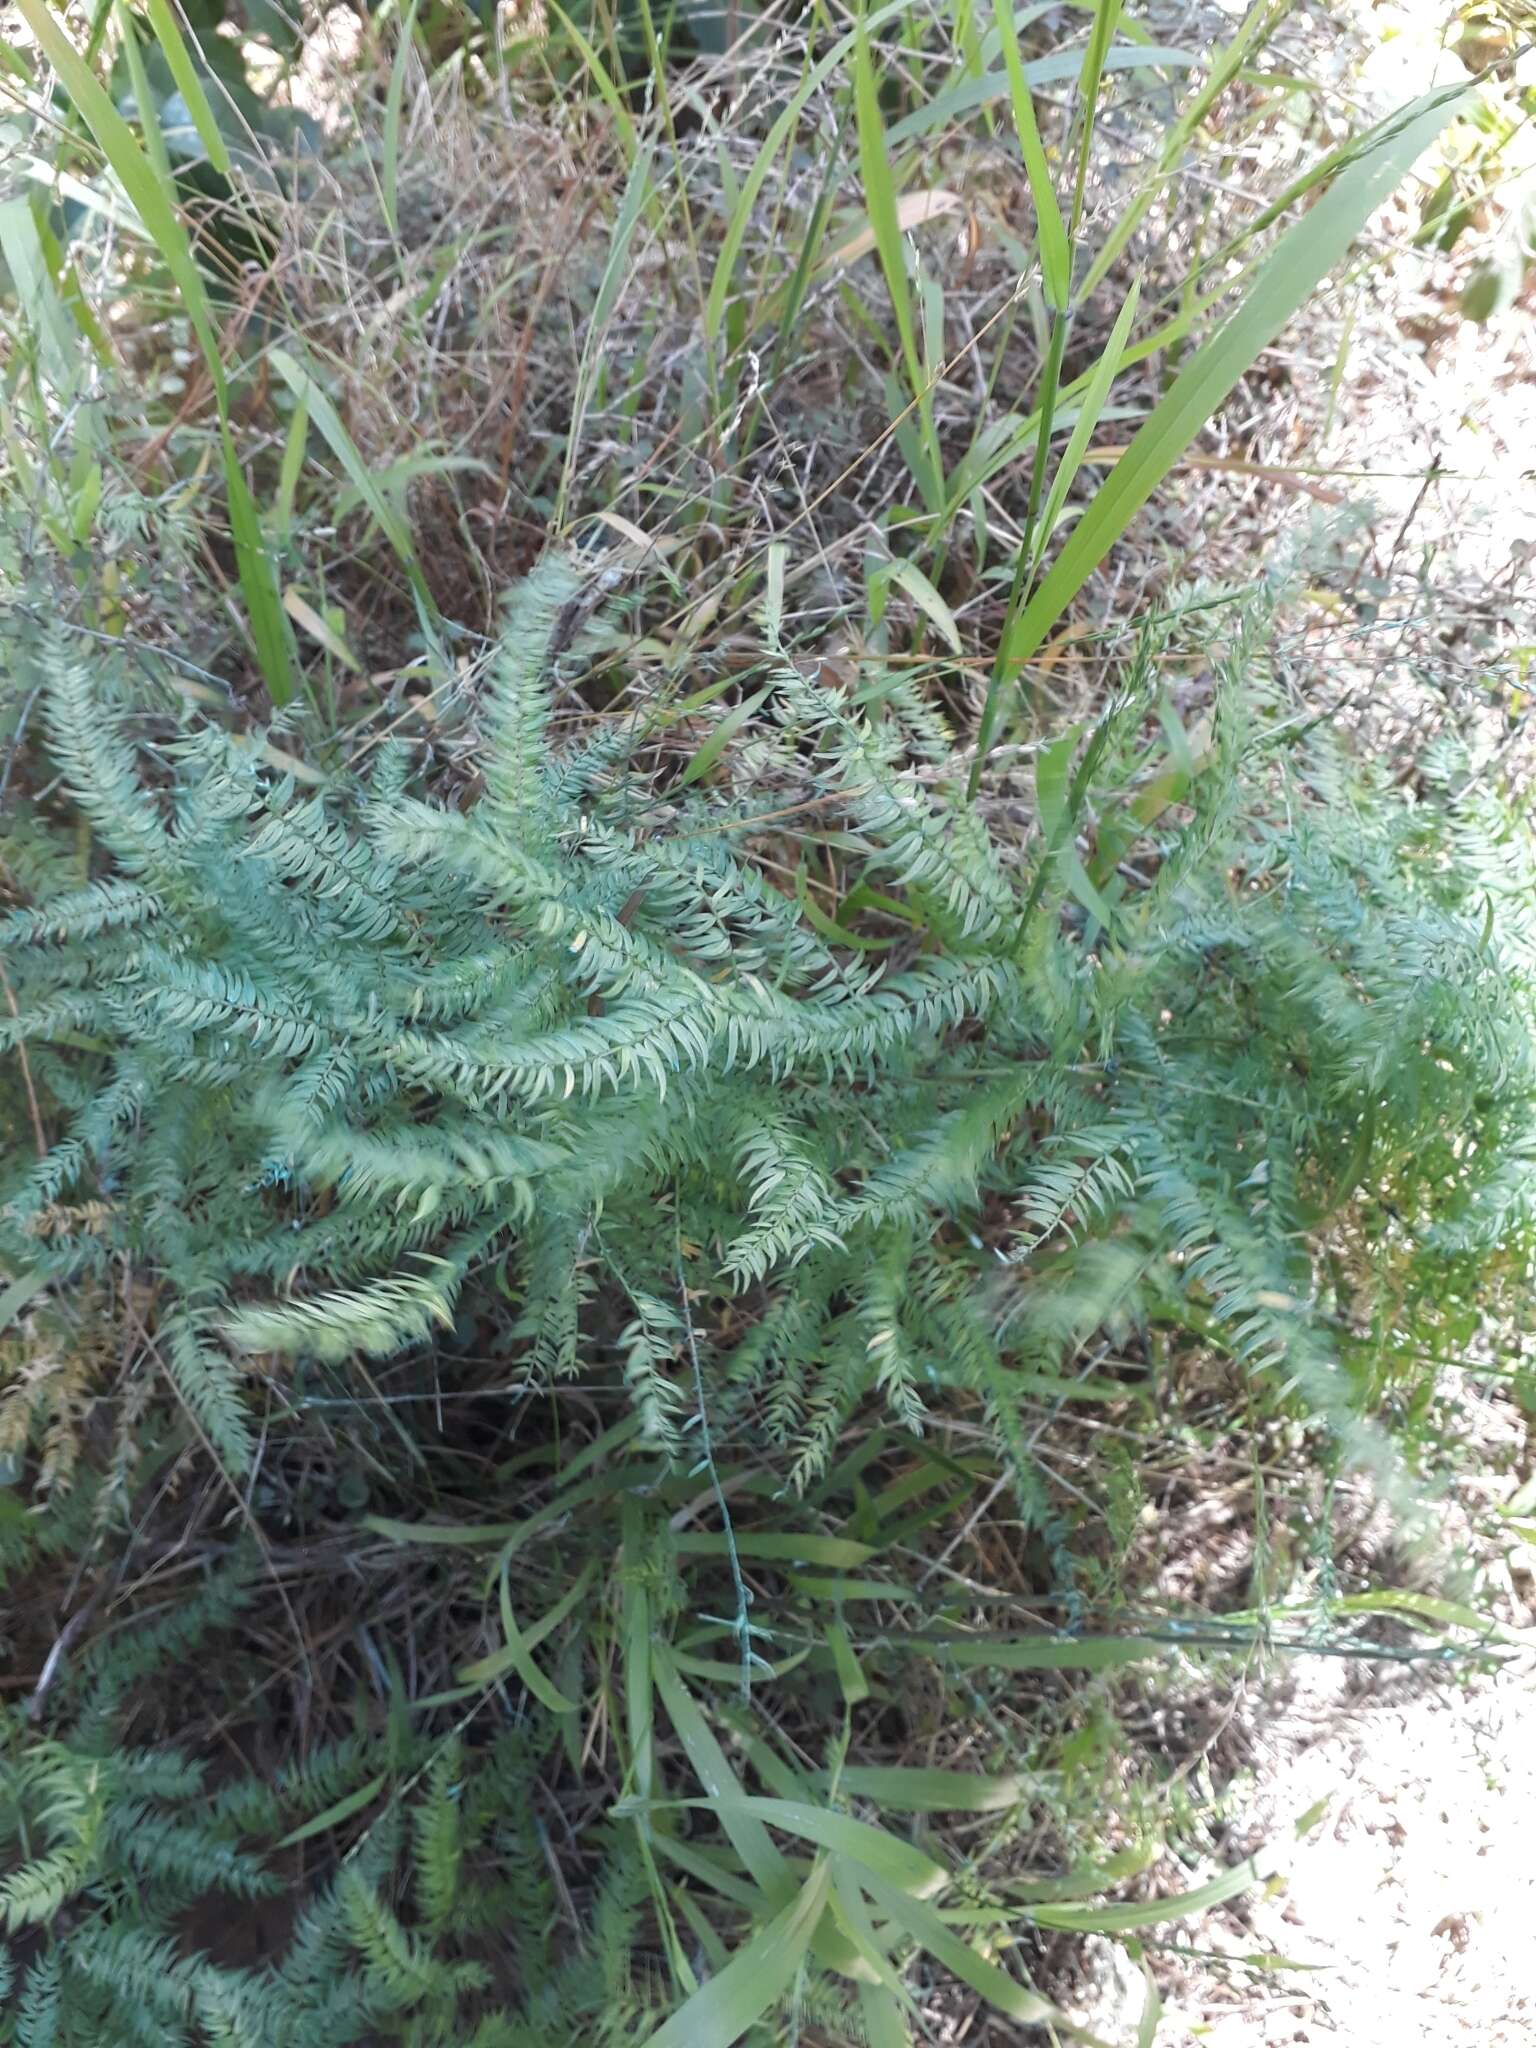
[449,1562,578,1711]
[830,1868,910,2004]
[268,345,435,627]
[827,1620,870,1705]
[1068,0,1122,239]
[854,19,940,504]
[673,1531,878,1567]
[0,199,79,397]
[114,7,172,191]
[857,1980,912,2048]
[992,0,1068,308]
[700,1798,947,1896]
[15,0,294,703]
[1079,0,1287,301]
[547,1,639,163]
[652,1649,791,1897]
[1033,276,1140,567]
[456,1558,594,1691]
[1026,1848,1267,1931]
[623,1504,655,1808]
[382,0,420,241]
[860,1874,1067,2032]
[272,383,309,542]
[826,1765,1031,1812]
[636,1859,831,2048]
[223,450,297,704]
[555,142,652,529]
[704,0,912,342]
[973,85,1466,779]
[141,0,231,177]
[888,45,1198,147]
[15,0,218,364]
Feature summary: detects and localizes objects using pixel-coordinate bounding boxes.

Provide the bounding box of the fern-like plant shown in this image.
[3,553,1534,1500]
[5,550,1536,2046]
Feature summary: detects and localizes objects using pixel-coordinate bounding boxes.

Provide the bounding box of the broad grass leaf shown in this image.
[275,1775,385,1849]
[636,1860,831,2048]
[698,1798,947,1897]
[1027,1848,1269,1931]
[652,1650,792,1897]
[826,1765,1032,1812]
[992,0,1069,308]
[992,85,1468,696]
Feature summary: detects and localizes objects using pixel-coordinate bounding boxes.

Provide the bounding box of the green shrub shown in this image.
[4,545,1534,2042]
[5,549,1533,1487]
[1,1631,655,2047]
[1,511,1533,2048]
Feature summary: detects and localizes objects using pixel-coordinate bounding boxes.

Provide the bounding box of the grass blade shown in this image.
[141,0,231,177]
[1026,1848,1268,1931]
[1033,276,1140,567]
[275,1774,386,1850]
[546,2,639,163]
[15,0,218,362]
[703,0,914,343]
[554,142,653,529]
[888,46,1198,148]
[114,6,172,191]
[636,1859,831,2048]
[825,1766,1032,1812]
[854,19,940,506]
[679,683,776,788]
[992,0,1068,308]
[1068,0,1123,239]
[267,344,435,628]
[698,1798,948,1896]
[652,1648,791,1898]
[15,0,294,703]
[673,1531,878,1567]
[859,1873,1070,2034]
[977,85,1467,772]
[382,0,420,241]
[876,557,961,652]
[1079,0,1288,301]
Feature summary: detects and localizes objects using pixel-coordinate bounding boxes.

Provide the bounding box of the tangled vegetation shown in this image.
[1,3,1532,2044]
